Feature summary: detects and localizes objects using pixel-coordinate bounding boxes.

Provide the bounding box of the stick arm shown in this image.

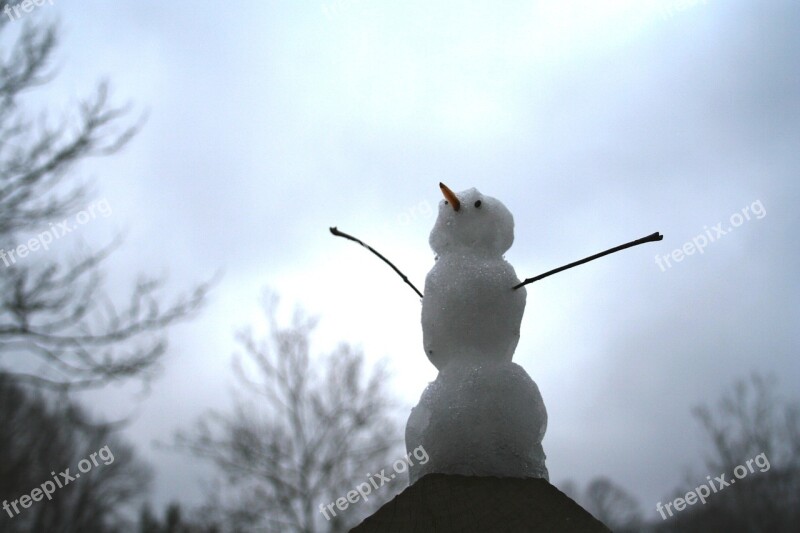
[513,231,664,289]
[329,227,424,299]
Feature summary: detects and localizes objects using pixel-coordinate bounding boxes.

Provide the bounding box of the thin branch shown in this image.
[329,226,423,299]
[514,231,664,289]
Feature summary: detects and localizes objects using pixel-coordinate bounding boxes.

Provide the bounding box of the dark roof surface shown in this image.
[351,473,611,532]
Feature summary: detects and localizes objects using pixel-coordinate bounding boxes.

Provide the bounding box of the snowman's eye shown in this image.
[444,200,449,205]
[474,200,482,208]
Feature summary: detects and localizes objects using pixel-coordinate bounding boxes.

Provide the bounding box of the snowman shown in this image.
[330,184,661,483]
[408,183,548,482]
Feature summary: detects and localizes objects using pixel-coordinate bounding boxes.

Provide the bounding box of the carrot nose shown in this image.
[439,182,460,212]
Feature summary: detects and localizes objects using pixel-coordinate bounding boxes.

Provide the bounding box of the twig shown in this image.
[513,231,664,289]
[329,227,424,299]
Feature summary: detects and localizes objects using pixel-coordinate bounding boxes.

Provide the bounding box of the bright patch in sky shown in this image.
[309,0,698,139]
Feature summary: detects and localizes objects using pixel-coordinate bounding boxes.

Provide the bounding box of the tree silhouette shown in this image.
[583,477,643,532]
[174,291,404,532]
[0,374,150,532]
[137,502,222,533]
[0,9,216,531]
[558,477,642,532]
[0,6,213,393]
[653,373,800,532]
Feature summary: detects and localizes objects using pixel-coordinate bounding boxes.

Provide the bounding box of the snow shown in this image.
[406,185,549,482]
[406,360,549,483]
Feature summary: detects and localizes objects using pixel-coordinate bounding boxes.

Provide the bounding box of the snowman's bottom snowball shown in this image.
[405,361,548,484]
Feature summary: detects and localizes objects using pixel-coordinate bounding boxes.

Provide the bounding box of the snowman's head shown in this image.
[429,183,515,256]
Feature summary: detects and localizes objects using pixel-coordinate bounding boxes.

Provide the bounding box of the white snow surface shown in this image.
[406,360,548,483]
[408,186,548,482]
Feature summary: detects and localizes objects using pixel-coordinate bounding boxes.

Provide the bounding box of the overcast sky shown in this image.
[14,0,799,521]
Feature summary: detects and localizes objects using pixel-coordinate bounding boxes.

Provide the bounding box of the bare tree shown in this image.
[175,291,404,532]
[690,373,799,531]
[0,10,213,392]
[137,502,221,533]
[583,477,643,532]
[558,477,642,532]
[692,374,798,476]
[653,373,800,532]
[0,374,151,532]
